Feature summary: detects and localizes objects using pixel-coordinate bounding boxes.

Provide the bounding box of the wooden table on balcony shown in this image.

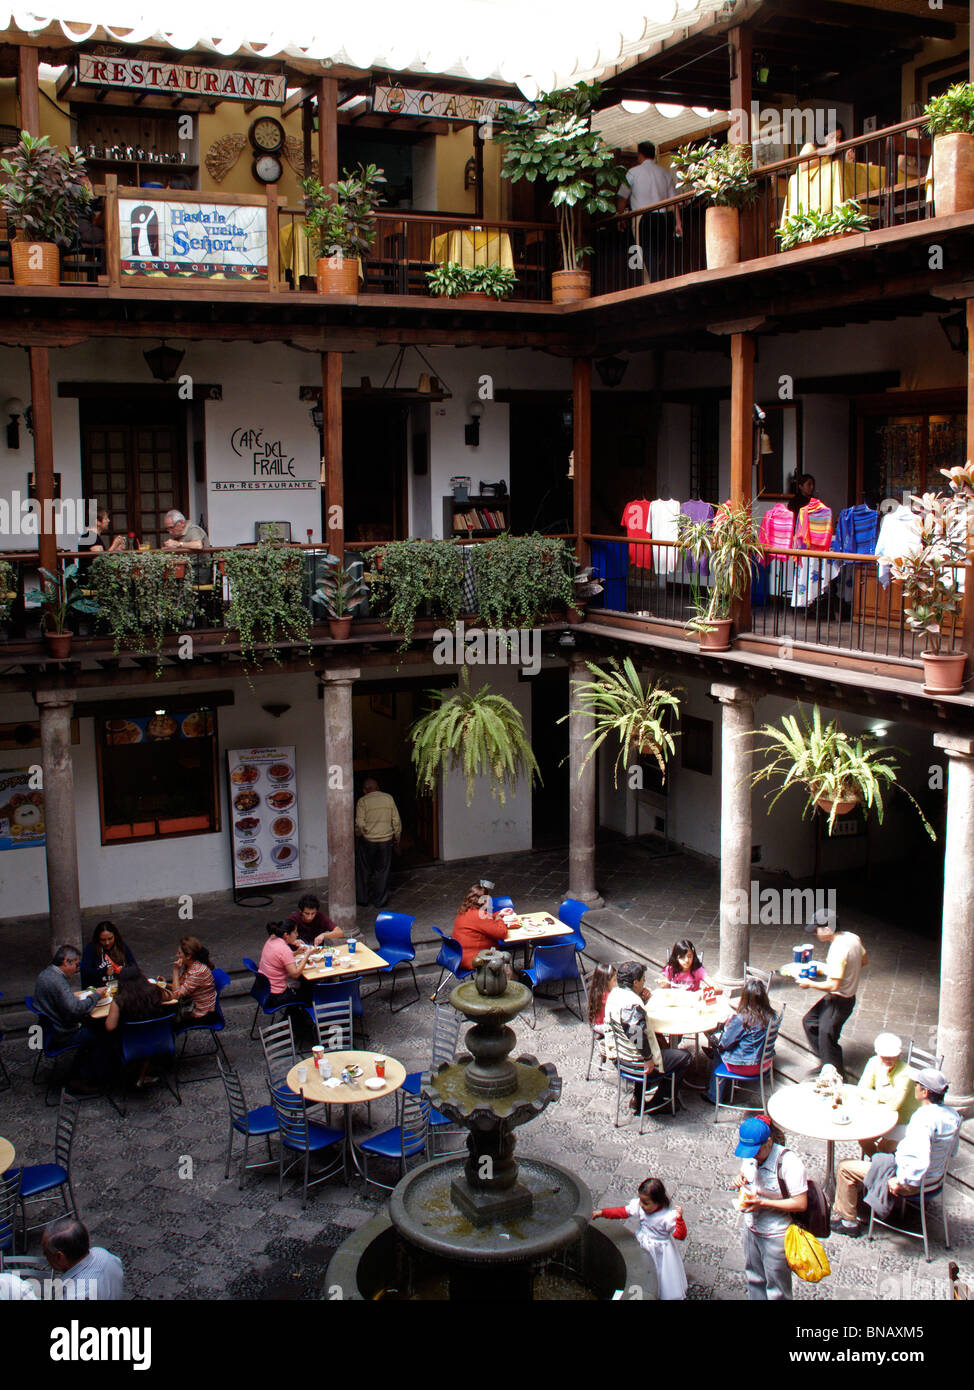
[429,228,514,270]
[781,159,886,223]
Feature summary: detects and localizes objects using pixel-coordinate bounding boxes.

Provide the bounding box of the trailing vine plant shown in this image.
[0,557,16,624]
[471,533,575,628]
[219,541,311,672]
[88,551,199,672]
[365,539,464,650]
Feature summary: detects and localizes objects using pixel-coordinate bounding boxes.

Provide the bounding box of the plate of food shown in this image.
[271,815,294,839]
[233,790,260,813]
[272,842,297,866]
[345,1064,364,1080]
[234,816,261,839]
[267,762,293,784]
[236,845,261,871]
[181,711,212,739]
[105,718,142,745]
[267,789,295,811]
[146,713,179,740]
[231,764,259,785]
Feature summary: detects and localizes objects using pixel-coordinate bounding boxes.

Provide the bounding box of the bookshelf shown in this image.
[443,495,510,537]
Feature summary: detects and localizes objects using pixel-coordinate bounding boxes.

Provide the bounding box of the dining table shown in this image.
[0,1136,15,1173]
[76,979,172,1021]
[644,987,734,1084]
[780,157,886,223]
[302,942,389,983]
[429,227,514,271]
[285,1049,405,1181]
[501,911,572,947]
[767,1081,898,1200]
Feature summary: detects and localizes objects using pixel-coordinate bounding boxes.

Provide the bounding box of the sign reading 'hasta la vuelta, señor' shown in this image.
[76,53,286,104]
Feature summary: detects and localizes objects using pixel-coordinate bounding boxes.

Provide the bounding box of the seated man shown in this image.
[832,1067,961,1235]
[288,893,344,946]
[162,509,209,551]
[33,945,105,1048]
[603,960,691,1113]
[42,1216,125,1300]
[856,1032,919,1156]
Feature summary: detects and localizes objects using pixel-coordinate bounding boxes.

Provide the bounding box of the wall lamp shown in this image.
[4,396,26,449]
[465,400,484,447]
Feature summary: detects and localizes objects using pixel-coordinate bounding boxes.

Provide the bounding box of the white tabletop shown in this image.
[767,1082,898,1144]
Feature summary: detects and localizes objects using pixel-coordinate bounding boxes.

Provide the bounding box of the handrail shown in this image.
[582,533,881,564]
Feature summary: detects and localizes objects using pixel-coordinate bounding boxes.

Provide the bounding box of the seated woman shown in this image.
[258,920,313,1009]
[170,936,218,1026]
[587,964,616,1069]
[104,965,172,1088]
[287,893,344,946]
[704,978,776,1104]
[856,1032,920,1156]
[656,940,718,992]
[80,920,135,989]
[453,884,510,972]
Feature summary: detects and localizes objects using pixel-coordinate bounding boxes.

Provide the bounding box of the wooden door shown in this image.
[81,400,188,547]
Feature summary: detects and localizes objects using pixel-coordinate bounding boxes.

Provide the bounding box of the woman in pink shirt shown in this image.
[258,921,313,1008]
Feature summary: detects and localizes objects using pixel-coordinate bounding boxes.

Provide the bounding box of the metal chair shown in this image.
[117,1012,180,1115]
[712,1008,784,1122]
[0,992,11,1089]
[174,967,230,1082]
[906,1039,945,1071]
[585,1024,609,1081]
[608,1020,676,1131]
[25,997,92,1105]
[357,1092,432,1190]
[6,1089,80,1248]
[267,1083,344,1207]
[258,1015,298,1089]
[372,911,420,1012]
[867,1129,958,1261]
[0,1171,21,1256]
[430,926,473,1001]
[305,979,365,1045]
[243,960,294,1039]
[216,1055,279,1190]
[743,964,773,990]
[311,997,354,1052]
[402,1003,465,1156]
[522,942,585,1028]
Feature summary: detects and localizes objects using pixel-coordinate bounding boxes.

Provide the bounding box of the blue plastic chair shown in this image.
[117,1012,180,1115]
[175,967,230,1082]
[243,959,295,1039]
[5,1089,79,1247]
[25,997,93,1106]
[489,896,515,913]
[712,1009,784,1121]
[371,912,420,1012]
[430,926,473,1001]
[522,942,584,1028]
[0,991,10,1090]
[557,897,589,980]
[216,1055,278,1190]
[357,1092,431,1190]
[268,1083,345,1206]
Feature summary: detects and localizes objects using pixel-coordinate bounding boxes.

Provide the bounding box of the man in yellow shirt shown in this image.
[354,777,401,909]
[856,1033,920,1156]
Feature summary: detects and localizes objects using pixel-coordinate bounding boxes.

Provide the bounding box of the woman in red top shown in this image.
[453,885,510,970]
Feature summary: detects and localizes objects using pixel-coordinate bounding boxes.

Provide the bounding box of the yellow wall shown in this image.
[198,101,306,203]
[435,125,505,218]
[901,36,969,116]
[0,77,71,144]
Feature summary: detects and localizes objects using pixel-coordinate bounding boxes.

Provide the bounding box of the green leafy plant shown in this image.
[312,560,367,619]
[26,561,98,634]
[218,541,310,670]
[87,551,198,669]
[366,539,463,649]
[411,667,541,806]
[495,81,626,271]
[301,163,385,259]
[561,657,681,787]
[670,140,756,209]
[924,81,974,136]
[471,533,575,628]
[890,491,970,654]
[747,704,935,838]
[0,558,15,625]
[776,199,868,251]
[426,261,517,299]
[0,132,90,246]
[676,504,763,634]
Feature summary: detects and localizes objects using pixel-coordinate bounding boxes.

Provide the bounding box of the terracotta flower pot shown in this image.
[170,560,187,580]
[698,618,732,651]
[316,256,359,296]
[551,269,590,303]
[458,291,490,302]
[566,605,586,625]
[12,240,60,287]
[814,795,859,818]
[705,206,740,269]
[44,631,72,659]
[328,617,353,640]
[921,650,966,695]
[933,132,974,218]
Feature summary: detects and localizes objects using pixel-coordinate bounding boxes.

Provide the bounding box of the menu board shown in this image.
[227,746,300,888]
[103,711,214,744]
[0,767,45,851]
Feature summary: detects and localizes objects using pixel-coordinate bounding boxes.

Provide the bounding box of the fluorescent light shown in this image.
[871,724,888,738]
[620,99,651,115]
[655,103,686,118]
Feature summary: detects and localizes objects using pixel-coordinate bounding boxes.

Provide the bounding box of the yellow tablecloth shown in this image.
[781,159,886,223]
[279,219,363,283]
[430,228,514,270]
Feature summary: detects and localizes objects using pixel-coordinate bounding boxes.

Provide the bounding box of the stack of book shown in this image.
[452,507,507,532]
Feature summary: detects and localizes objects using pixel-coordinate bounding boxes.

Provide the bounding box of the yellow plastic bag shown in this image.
[784,1224,831,1282]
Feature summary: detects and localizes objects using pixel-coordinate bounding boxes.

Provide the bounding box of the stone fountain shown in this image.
[326,948,655,1301]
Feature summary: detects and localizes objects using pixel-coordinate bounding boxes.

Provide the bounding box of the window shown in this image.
[96,707,219,844]
[681,715,714,776]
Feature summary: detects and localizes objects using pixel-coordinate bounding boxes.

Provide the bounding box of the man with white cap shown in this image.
[832,1067,961,1235]
[855,1032,919,1156]
[797,907,866,1072]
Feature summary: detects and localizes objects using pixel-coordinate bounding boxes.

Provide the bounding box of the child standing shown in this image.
[594,1177,688,1300]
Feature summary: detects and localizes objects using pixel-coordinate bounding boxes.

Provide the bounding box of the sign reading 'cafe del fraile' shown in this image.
[76,53,286,104]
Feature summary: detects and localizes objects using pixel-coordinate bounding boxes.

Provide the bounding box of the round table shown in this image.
[767,1082,898,1199]
[285,1050,405,1181]
[0,1137,15,1173]
[644,989,734,1089]
[80,979,171,1021]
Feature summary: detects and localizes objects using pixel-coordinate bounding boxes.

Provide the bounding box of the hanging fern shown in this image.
[410,668,541,806]
[561,656,681,786]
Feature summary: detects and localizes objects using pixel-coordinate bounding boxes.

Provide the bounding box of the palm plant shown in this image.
[676,504,763,635]
[411,668,540,806]
[747,705,934,838]
[561,657,680,787]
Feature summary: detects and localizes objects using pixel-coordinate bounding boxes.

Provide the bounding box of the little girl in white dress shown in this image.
[594,1176,689,1300]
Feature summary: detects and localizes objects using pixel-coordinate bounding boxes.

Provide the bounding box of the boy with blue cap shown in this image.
[733,1115,809,1300]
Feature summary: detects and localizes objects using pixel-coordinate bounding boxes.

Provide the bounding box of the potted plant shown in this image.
[0,132,90,286]
[218,541,310,672]
[312,559,367,640]
[88,551,198,672]
[676,504,763,650]
[670,140,756,269]
[0,558,14,627]
[776,199,869,251]
[25,562,98,658]
[495,81,625,303]
[471,533,576,628]
[747,705,935,838]
[301,163,385,296]
[561,657,680,786]
[567,557,604,622]
[366,538,464,650]
[925,81,974,217]
[890,490,970,695]
[411,668,541,806]
[426,261,517,301]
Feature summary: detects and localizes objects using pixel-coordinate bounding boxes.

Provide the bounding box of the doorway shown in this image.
[343,399,409,541]
[531,667,569,848]
[80,398,189,547]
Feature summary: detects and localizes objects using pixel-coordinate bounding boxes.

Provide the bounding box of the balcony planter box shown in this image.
[705,207,739,269]
[933,132,974,217]
[316,257,359,296]
[552,269,590,303]
[921,650,966,695]
[697,618,732,651]
[44,631,72,659]
[12,240,59,286]
[328,617,353,640]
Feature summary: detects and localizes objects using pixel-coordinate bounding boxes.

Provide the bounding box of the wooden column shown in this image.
[317,77,339,191]
[18,45,39,136]
[730,331,755,631]
[29,345,57,577]
[265,182,279,293]
[103,173,120,288]
[35,689,82,953]
[473,126,485,221]
[728,25,754,261]
[964,300,974,677]
[322,351,343,553]
[572,358,592,566]
[302,96,314,180]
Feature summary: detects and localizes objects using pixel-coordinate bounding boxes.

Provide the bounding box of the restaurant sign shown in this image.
[0,767,45,852]
[119,198,267,280]
[228,747,300,889]
[76,53,286,104]
[373,86,530,122]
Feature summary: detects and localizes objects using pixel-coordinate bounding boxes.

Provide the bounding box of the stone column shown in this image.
[711,683,757,988]
[568,655,604,907]
[35,688,81,953]
[933,732,974,1114]
[322,665,360,931]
